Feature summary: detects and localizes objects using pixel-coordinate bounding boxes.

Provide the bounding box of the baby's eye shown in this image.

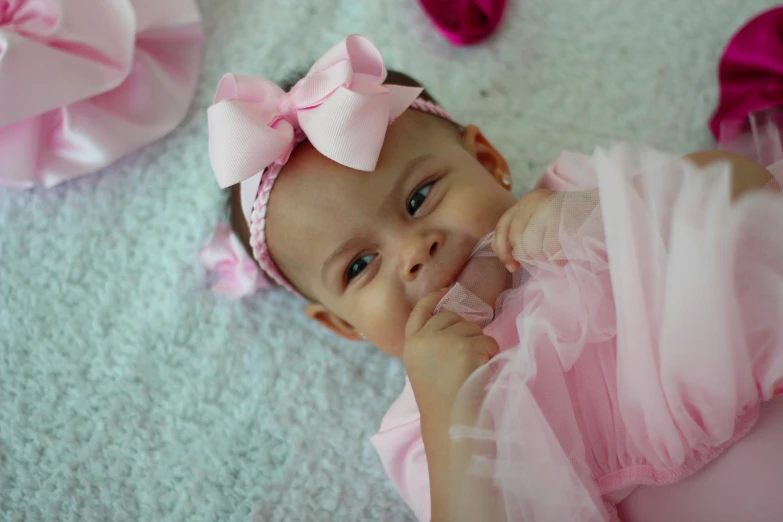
[407,182,434,216]
[346,253,376,283]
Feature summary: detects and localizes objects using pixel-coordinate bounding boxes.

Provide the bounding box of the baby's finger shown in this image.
[493,206,518,271]
[542,223,563,260]
[507,210,534,261]
[425,310,465,333]
[476,335,500,359]
[444,319,484,338]
[514,194,557,262]
[406,288,450,337]
[516,226,547,263]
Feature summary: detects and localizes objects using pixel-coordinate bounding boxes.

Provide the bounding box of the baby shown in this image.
[205,35,783,521]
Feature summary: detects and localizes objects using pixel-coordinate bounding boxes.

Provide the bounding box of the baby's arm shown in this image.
[404,291,501,522]
[421,406,501,522]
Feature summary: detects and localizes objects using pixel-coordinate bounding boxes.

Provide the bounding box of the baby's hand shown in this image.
[492,188,559,271]
[403,289,499,421]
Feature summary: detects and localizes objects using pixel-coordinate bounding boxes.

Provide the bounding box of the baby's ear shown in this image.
[462,125,511,188]
[305,303,363,341]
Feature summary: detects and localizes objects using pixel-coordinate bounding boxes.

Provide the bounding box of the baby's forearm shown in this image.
[684,150,773,200]
[421,413,452,522]
[422,406,501,522]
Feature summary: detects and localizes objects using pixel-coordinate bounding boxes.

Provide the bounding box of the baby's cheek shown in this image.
[347,283,412,357]
[359,303,410,358]
[450,186,516,236]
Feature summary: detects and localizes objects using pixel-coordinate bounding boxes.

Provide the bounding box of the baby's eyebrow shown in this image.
[319,153,434,288]
[378,153,433,213]
[399,154,433,186]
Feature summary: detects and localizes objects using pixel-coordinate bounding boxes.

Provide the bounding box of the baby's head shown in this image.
[210,35,516,356]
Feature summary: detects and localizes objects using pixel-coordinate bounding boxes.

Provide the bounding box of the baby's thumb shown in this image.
[405,288,450,338]
[480,334,500,360]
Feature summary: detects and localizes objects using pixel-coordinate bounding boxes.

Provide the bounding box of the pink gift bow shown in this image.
[207,34,424,190]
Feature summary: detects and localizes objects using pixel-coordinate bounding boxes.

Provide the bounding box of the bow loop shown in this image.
[213,73,284,105]
[208,74,295,188]
[286,61,353,109]
[313,33,386,80]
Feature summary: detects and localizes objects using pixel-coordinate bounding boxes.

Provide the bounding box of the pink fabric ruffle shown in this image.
[0,0,203,189]
[709,6,783,145]
[418,0,507,46]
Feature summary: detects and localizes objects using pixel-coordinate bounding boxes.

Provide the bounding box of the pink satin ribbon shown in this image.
[709,6,783,143]
[418,0,507,46]
[0,0,204,188]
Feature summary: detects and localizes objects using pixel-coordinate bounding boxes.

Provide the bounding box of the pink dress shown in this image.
[372,144,783,522]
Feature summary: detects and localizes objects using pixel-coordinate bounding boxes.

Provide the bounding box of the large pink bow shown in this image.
[207,34,423,188]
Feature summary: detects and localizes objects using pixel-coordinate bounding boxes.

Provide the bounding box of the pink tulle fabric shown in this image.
[438,143,783,522]
[372,135,783,522]
[0,0,203,188]
[418,0,507,46]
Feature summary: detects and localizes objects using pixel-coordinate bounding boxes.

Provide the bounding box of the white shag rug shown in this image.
[1,0,779,520]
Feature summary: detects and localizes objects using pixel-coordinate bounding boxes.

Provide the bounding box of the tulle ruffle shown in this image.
[439,143,783,521]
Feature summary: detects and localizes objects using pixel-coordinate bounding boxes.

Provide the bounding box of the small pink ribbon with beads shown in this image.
[207,34,424,189]
[198,224,269,298]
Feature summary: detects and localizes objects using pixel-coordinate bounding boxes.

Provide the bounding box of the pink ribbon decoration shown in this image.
[0,0,204,188]
[709,6,783,144]
[207,34,423,189]
[418,0,507,46]
[198,224,269,298]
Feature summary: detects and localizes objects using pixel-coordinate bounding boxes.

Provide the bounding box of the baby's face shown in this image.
[266,110,517,356]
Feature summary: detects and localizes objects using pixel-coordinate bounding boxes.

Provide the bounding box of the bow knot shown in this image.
[207,34,423,189]
[276,94,297,125]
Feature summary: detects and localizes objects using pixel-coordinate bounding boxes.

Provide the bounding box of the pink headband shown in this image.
[205,35,454,296]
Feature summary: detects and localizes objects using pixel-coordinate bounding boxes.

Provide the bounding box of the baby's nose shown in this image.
[401,233,442,282]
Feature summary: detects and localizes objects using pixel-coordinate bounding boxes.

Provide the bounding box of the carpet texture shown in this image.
[1,0,779,520]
